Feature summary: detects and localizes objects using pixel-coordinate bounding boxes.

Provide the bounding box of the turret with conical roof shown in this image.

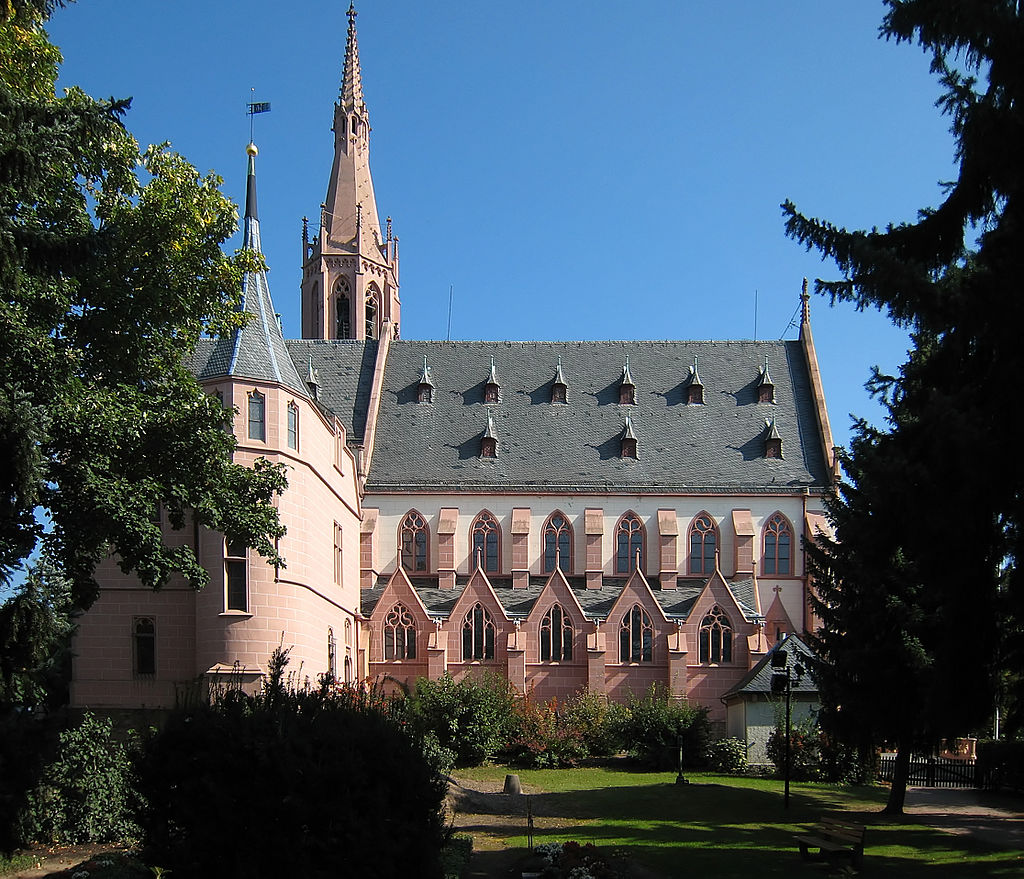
[301,3,400,341]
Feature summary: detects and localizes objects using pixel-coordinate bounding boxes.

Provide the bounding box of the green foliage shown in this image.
[611,685,710,769]
[766,717,823,782]
[705,736,748,774]
[503,696,589,768]
[439,834,473,879]
[137,650,448,879]
[977,739,1024,792]
[17,712,141,845]
[411,672,517,765]
[0,3,287,604]
[559,690,623,758]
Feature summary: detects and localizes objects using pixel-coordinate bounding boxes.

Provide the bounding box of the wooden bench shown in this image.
[794,818,866,869]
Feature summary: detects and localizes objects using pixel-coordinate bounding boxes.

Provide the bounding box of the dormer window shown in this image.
[417,356,434,403]
[551,356,568,403]
[620,416,638,458]
[484,356,500,403]
[687,356,704,405]
[758,356,775,404]
[764,417,783,458]
[481,413,498,458]
[619,356,636,405]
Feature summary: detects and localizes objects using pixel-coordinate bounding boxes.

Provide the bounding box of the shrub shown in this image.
[503,696,588,768]
[137,650,448,879]
[766,718,822,781]
[411,672,517,765]
[612,685,710,769]
[706,736,748,773]
[17,712,141,845]
[560,691,622,757]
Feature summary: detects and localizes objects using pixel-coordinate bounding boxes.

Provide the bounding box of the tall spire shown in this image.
[341,3,365,114]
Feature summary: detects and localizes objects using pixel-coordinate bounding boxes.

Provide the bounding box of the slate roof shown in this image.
[285,340,378,442]
[360,572,759,622]
[364,340,829,492]
[722,632,819,699]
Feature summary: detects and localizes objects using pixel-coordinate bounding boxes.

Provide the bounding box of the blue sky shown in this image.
[47,1,956,449]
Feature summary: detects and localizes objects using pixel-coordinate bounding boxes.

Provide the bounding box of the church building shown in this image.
[70,6,835,724]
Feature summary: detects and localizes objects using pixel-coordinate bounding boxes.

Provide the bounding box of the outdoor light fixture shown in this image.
[770,646,804,809]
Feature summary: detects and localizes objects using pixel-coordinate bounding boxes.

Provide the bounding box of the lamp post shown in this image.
[770,648,804,809]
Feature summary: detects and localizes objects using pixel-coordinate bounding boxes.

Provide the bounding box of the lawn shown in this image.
[455,766,1024,878]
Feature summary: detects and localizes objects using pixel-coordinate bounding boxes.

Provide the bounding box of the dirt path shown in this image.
[903,787,1024,851]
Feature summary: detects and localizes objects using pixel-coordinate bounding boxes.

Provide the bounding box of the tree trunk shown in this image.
[883,744,910,814]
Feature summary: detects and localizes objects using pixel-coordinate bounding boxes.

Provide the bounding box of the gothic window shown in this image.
[540,604,574,662]
[762,513,793,576]
[471,512,500,573]
[384,603,417,660]
[462,603,495,661]
[134,617,155,676]
[287,401,299,450]
[365,285,380,339]
[615,512,645,574]
[247,390,265,441]
[344,619,353,683]
[688,513,718,575]
[699,605,733,663]
[399,511,429,572]
[543,512,573,574]
[311,282,321,339]
[619,604,653,663]
[327,628,337,678]
[334,277,351,339]
[344,654,353,684]
[225,538,248,612]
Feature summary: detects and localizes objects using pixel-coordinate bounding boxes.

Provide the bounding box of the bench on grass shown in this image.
[794,817,866,868]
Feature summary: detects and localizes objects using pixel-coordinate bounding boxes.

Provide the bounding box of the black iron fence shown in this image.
[878,754,980,789]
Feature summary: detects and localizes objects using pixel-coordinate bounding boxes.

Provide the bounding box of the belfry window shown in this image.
[471,512,500,573]
[399,511,429,572]
[540,604,574,662]
[762,513,793,575]
[619,604,653,663]
[615,512,645,574]
[384,604,417,660]
[699,605,732,663]
[462,603,495,661]
[543,513,573,574]
[689,513,717,575]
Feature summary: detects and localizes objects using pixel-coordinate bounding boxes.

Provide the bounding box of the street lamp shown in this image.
[770,648,804,809]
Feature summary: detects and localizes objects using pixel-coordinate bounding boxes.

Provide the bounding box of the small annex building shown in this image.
[70,5,836,726]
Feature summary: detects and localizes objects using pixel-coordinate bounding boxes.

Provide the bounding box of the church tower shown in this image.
[301,3,400,340]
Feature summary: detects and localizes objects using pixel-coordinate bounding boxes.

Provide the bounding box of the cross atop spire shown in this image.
[341,3,365,114]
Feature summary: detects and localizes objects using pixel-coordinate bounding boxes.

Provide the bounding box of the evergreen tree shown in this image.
[786,0,1023,810]
[0,4,286,606]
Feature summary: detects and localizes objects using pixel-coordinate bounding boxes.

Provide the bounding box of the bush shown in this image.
[411,672,517,765]
[137,649,448,879]
[706,737,748,773]
[17,712,141,845]
[766,718,822,781]
[612,685,710,769]
[503,696,588,768]
[560,691,622,758]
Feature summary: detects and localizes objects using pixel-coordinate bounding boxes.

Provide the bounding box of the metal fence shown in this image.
[878,754,979,789]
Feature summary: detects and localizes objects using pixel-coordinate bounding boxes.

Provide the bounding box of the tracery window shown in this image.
[134,617,155,676]
[699,605,732,663]
[762,513,792,576]
[462,603,495,661]
[688,513,717,575]
[399,511,428,572]
[543,512,573,574]
[334,276,351,339]
[247,390,265,441]
[540,604,574,661]
[471,511,500,573]
[619,604,653,663]
[615,512,645,574]
[384,603,417,660]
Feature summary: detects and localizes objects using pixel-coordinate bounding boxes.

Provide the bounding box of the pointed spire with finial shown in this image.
[551,355,568,403]
[800,277,811,327]
[620,355,636,404]
[687,355,704,404]
[341,3,365,114]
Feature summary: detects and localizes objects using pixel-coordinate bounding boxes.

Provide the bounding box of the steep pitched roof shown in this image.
[363,339,830,492]
[284,340,377,442]
[722,632,819,699]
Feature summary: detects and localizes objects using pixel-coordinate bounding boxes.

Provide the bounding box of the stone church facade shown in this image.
[70,6,835,724]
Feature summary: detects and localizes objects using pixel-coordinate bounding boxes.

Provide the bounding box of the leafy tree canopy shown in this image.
[0,4,286,607]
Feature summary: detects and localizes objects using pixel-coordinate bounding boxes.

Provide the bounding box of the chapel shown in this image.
[70,5,835,724]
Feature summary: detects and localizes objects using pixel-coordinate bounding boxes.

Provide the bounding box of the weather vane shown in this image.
[247,87,271,142]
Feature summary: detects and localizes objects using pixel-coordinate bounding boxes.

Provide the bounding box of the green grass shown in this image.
[0,853,38,877]
[456,766,1024,878]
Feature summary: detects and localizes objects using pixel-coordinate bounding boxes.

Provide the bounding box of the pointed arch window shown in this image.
[543,513,573,574]
[762,513,793,576]
[462,603,495,661]
[399,511,429,572]
[384,603,417,660]
[327,627,337,677]
[247,390,265,441]
[365,285,380,339]
[540,604,574,662]
[688,513,718,575]
[471,512,500,573]
[615,512,645,574]
[619,604,653,663]
[134,617,155,676]
[699,605,733,663]
[334,276,352,339]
